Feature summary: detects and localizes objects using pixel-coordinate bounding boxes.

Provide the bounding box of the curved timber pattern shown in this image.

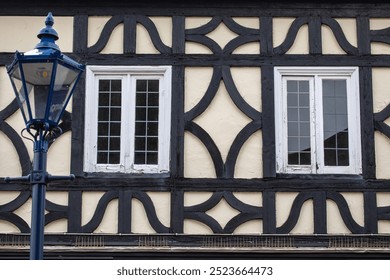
[1,7,390,240]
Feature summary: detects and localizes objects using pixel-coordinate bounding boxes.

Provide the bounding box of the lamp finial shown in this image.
[35,12,60,51]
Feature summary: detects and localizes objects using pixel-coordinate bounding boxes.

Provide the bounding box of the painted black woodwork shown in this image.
[2,4,390,249]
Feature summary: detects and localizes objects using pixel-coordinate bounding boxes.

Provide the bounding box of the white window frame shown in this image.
[84,65,172,174]
[274,66,362,175]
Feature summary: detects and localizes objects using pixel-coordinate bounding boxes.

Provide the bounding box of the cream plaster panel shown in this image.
[232,17,260,29]
[186,17,259,54]
[184,67,262,178]
[194,82,252,162]
[81,192,118,233]
[0,192,23,233]
[0,220,20,233]
[0,16,73,52]
[232,192,263,233]
[234,131,263,178]
[208,22,239,49]
[0,131,22,177]
[207,198,240,228]
[131,192,170,233]
[185,44,212,54]
[184,192,213,206]
[186,17,213,29]
[327,200,349,233]
[0,192,21,204]
[183,192,214,234]
[230,67,261,111]
[46,191,68,205]
[5,110,34,158]
[372,68,390,179]
[377,192,390,233]
[137,24,159,54]
[45,192,68,232]
[234,220,263,234]
[375,132,390,179]
[232,17,260,54]
[88,17,124,54]
[185,17,214,54]
[13,197,32,228]
[183,68,215,178]
[234,17,259,29]
[0,67,29,177]
[273,18,309,54]
[327,193,364,234]
[184,219,213,234]
[231,67,262,178]
[322,19,357,55]
[377,192,390,207]
[370,19,390,55]
[183,192,213,234]
[88,17,172,54]
[378,220,390,233]
[276,192,314,234]
[232,42,260,55]
[47,131,71,175]
[233,192,262,207]
[136,17,172,54]
[372,68,390,113]
[88,17,110,47]
[184,67,213,112]
[184,131,216,178]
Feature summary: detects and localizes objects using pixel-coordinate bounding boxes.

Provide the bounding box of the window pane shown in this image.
[147,137,158,151]
[288,153,299,165]
[109,152,120,164]
[287,79,311,165]
[134,152,145,164]
[148,80,159,92]
[147,122,159,136]
[135,136,146,150]
[97,152,108,164]
[147,152,158,164]
[134,79,160,165]
[97,79,122,164]
[109,137,121,150]
[300,152,311,165]
[322,79,349,167]
[99,93,110,106]
[97,137,108,150]
[136,80,147,91]
[110,122,121,136]
[99,80,110,91]
[136,92,147,106]
[135,122,146,135]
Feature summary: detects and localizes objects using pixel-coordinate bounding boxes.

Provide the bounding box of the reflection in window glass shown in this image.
[322,79,349,166]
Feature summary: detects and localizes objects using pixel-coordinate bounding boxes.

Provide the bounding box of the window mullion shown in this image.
[121,74,134,172]
[314,75,325,174]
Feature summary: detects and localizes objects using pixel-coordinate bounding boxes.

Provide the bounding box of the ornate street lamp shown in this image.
[4,12,84,260]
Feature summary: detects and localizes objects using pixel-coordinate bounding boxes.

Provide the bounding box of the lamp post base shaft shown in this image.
[30,183,46,260]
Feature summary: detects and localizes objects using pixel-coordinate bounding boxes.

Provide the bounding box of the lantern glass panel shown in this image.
[9,63,32,124]
[48,63,80,124]
[21,62,54,121]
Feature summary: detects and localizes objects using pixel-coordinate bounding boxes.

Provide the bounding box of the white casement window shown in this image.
[84,66,172,174]
[274,67,361,175]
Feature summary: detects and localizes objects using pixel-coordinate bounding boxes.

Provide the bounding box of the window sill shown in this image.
[275,173,363,181]
[81,171,171,180]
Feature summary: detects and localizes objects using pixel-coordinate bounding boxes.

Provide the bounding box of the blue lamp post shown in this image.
[4,12,84,260]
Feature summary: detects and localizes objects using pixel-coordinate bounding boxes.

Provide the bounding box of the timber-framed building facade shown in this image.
[1,0,390,258]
